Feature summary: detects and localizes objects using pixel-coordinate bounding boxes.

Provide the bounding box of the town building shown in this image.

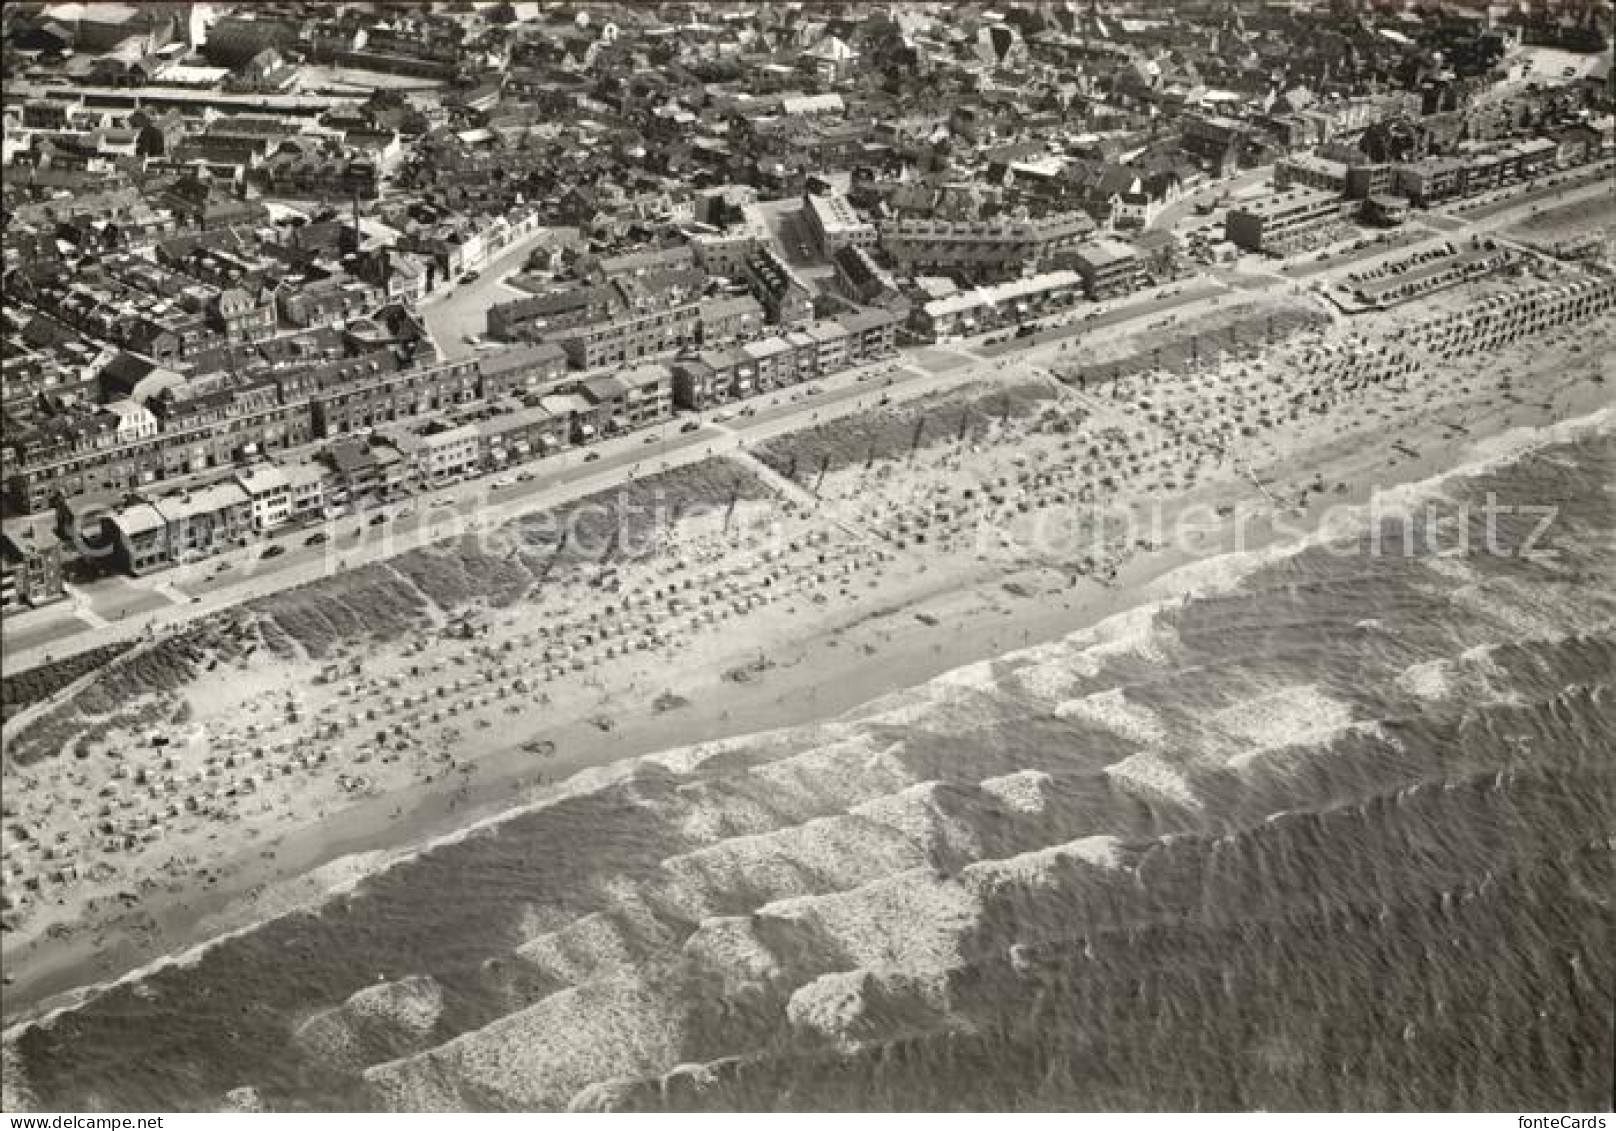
[1224,188,1347,254]
[802,192,877,255]
[911,270,1085,341]
[1070,239,1146,300]
[0,517,66,610]
[879,214,1091,282]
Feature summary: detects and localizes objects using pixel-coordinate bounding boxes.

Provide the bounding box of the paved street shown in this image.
[6,169,1606,677]
[1147,165,1274,233]
[419,224,563,358]
[0,353,955,674]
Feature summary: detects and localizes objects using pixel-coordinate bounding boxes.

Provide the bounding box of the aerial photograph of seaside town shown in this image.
[0,0,1611,1114]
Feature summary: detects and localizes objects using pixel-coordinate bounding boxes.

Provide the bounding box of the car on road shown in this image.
[739,406,757,418]
[712,410,734,422]
[643,434,659,444]
[262,544,286,559]
[462,271,481,284]
[369,513,389,526]
[804,384,823,396]
[305,531,329,545]
[583,451,601,462]
[680,420,701,433]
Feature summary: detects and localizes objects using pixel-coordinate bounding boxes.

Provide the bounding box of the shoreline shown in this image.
[6,376,1610,1029]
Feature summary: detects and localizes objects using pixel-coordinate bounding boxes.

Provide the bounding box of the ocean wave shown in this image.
[8,426,1614,1112]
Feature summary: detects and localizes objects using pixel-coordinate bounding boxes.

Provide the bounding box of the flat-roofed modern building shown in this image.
[803,192,877,255]
[879,213,1092,282]
[1224,187,1346,253]
[912,270,1085,341]
[1070,238,1145,299]
[1275,153,1350,194]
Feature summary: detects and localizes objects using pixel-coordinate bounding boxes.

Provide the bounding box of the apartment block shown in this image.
[879,214,1090,282]
[912,270,1085,341]
[1224,187,1346,254]
[802,192,877,255]
[1070,239,1145,300]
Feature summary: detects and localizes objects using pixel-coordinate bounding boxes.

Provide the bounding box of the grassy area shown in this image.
[0,640,135,724]
[248,459,770,655]
[4,623,260,765]
[3,459,774,763]
[751,380,1060,483]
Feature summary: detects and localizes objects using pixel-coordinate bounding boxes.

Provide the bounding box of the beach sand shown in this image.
[4,263,1612,1025]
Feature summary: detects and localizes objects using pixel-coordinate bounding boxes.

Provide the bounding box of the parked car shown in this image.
[369,513,389,526]
[462,271,481,284]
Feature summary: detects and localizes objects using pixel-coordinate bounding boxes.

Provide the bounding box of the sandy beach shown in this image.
[3,255,1612,1027]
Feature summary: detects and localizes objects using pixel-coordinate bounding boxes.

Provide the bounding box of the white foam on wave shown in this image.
[364,974,684,1111]
[749,735,915,812]
[1054,688,1167,745]
[1011,656,1086,702]
[680,915,786,995]
[786,970,873,1048]
[933,659,999,692]
[962,835,1125,895]
[1396,658,1455,701]
[1059,604,1180,677]
[346,974,445,1037]
[1213,684,1357,768]
[758,869,980,975]
[1104,751,1202,811]
[852,782,983,858]
[979,769,1053,814]
[517,912,656,986]
[673,779,784,844]
[292,975,445,1068]
[661,808,926,905]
